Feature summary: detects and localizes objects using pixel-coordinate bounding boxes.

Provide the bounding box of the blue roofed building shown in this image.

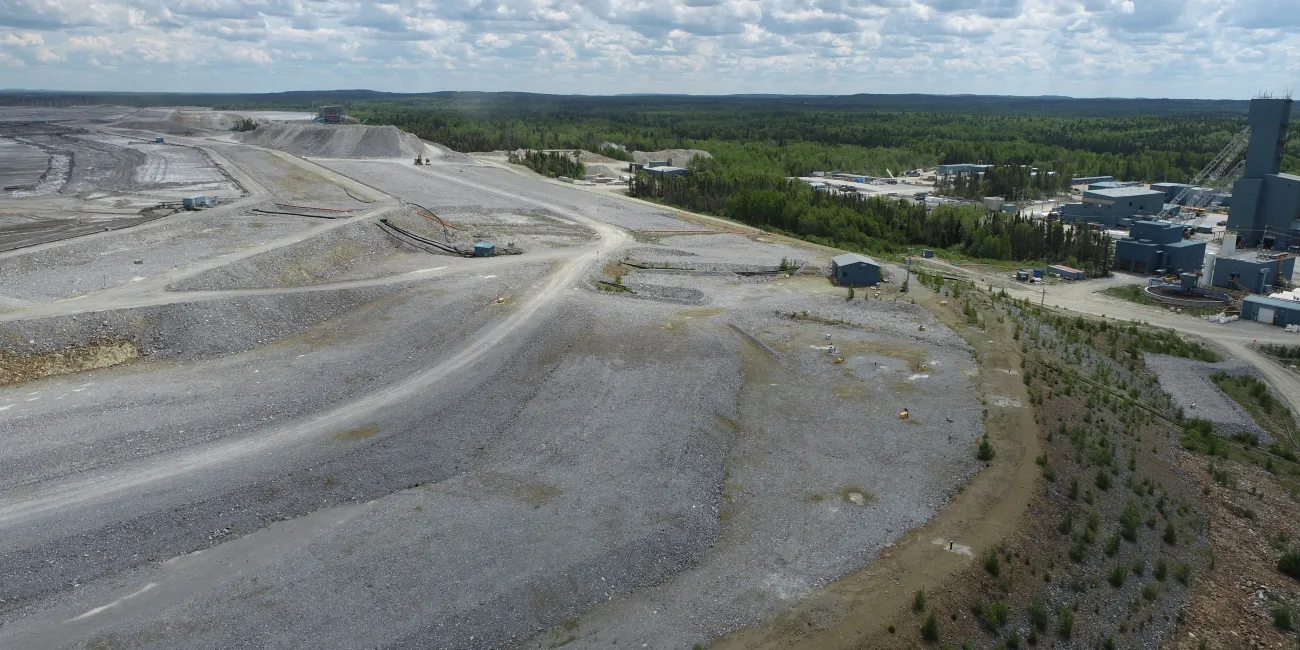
[1060,186,1167,228]
[1242,294,1300,326]
[1210,251,1295,293]
[1113,220,1205,275]
[831,253,880,287]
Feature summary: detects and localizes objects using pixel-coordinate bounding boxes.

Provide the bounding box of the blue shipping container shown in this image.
[474,242,496,257]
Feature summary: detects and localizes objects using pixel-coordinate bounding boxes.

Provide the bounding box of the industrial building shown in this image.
[1241,294,1300,326]
[1210,249,1296,293]
[317,106,344,124]
[642,165,687,178]
[1071,175,1114,185]
[183,195,216,209]
[1226,97,1300,249]
[1046,264,1085,281]
[1151,182,1231,207]
[831,253,880,286]
[1113,220,1205,275]
[937,164,993,176]
[1059,186,1170,228]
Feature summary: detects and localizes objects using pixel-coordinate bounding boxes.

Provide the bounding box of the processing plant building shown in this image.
[1226,97,1300,249]
[1113,220,1205,275]
[317,106,345,124]
[1060,186,1170,228]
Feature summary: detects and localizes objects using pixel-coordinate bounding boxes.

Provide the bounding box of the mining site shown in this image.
[0,108,988,649]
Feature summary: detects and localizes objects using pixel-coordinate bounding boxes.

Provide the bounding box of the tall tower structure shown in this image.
[1245,98,1290,179]
[1227,97,1300,248]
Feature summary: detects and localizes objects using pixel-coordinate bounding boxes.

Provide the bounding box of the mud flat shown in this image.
[0,138,51,190]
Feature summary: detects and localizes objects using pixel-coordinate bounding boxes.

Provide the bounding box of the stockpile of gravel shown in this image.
[0,210,308,302]
[167,219,424,291]
[236,124,424,159]
[1145,353,1271,441]
[0,286,401,362]
[632,149,712,166]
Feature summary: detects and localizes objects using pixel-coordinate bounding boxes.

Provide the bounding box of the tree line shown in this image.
[507,150,585,179]
[631,172,1113,276]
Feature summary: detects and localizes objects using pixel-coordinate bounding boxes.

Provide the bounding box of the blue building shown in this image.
[1211,252,1296,293]
[643,166,687,178]
[1060,186,1167,228]
[1071,175,1114,185]
[831,253,880,286]
[1242,295,1300,326]
[1113,220,1206,275]
[1151,182,1232,207]
[1046,264,1085,281]
[474,241,496,257]
[1227,97,1300,249]
[937,164,993,176]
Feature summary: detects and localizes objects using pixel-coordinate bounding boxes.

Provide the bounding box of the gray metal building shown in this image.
[937,164,993,176]
[1059,186,1168,227]
[1113,220,1206,275]
[1211,251,1296,293]
[643,166,687,178]
[1071,175,1114,185]
[831,253,880,286]
[318,106,344,124]
[1227,97,1300,249]
[1242,295,1300,326]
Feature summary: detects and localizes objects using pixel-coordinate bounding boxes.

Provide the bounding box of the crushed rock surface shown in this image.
[1145,353,1271,441]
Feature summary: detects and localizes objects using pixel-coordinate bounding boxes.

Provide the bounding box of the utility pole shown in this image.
[903,248,914,293]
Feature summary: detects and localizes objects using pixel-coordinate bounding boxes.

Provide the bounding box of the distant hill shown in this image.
[0,90,1271,118]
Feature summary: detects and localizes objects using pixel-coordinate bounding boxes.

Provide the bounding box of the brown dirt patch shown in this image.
[0,339,139,386]
[332,426,380,441]
[1172,454,1300,649]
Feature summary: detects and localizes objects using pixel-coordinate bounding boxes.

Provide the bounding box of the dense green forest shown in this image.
[507,149,585,179]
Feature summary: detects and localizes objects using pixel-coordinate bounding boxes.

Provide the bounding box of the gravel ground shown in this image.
[1145,353,1272,441]
[0,266,547,601]
[631,149,712,166]
[0,285,734,648]
[109,108,235,135]
[321,160,532,213]
[236,124,424,159]
[0,209,309,302]
[206,144,377,206]
[0,106,134,123]
[0,277,983,650]
[517,289,983,649]
[167,218,431,291]
[0,127,990,649]
[330,160,700,232]
[13,128,238,199]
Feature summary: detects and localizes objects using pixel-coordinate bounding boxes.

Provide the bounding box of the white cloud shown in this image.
[0,0,1294,98]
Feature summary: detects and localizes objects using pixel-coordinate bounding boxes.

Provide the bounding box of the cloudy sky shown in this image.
[1,0,1297,99]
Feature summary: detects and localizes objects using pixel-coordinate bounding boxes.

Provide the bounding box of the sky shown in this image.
[0,0,1297,99]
